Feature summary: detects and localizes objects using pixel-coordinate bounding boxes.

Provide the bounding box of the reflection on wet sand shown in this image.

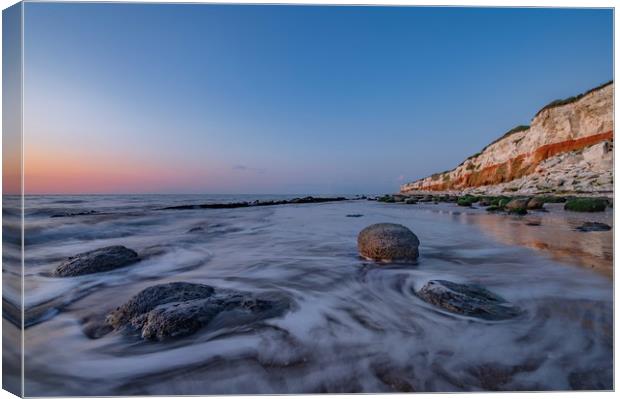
[457,204,613,278]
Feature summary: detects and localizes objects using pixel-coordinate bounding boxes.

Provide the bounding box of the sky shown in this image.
[19,3,613,195]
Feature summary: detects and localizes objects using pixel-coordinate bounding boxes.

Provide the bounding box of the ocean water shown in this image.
[2,195,613,394]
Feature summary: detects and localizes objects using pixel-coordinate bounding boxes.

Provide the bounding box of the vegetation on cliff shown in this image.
[534,80,613,117]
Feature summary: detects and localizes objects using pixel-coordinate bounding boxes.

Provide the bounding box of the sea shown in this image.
[2,194,613,394]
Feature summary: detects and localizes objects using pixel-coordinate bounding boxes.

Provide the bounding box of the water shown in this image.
[3,195,613,394]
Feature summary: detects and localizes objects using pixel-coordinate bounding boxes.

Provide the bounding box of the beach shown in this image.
[2,195,612,394]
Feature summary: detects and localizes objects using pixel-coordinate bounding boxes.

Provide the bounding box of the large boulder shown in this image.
[564,198,607,212]
[357,223,420,262]
[505,198,529,210]
[105,282,290,341]
[526,197,545,210]
[106,282,215,328]
[504,199,529,214]
[417,280,521,320]
[457,196,476,207]
[54,246,139,277]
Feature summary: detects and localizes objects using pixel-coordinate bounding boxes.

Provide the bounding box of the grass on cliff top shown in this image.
[534,80,613,118]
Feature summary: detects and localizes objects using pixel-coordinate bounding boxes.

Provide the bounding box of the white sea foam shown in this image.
[6,195,612,394]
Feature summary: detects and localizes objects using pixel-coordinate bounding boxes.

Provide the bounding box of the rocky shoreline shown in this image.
[161,195,352,210]
[372,192,612,217]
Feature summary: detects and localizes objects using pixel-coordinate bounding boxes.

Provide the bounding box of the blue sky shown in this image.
[22,3,613,194]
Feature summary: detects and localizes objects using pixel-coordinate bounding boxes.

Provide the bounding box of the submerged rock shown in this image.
[105,282,290,341]
[54,246,139,277]
[164,196,348,210]
[50,210,99,218]
[357,223,419,262]
[417,280,521,320]
[575,222,612,232]
[478,198,491,206]
[346,214,364,218]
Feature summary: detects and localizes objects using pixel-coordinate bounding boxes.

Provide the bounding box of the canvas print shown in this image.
[2,1,614,396]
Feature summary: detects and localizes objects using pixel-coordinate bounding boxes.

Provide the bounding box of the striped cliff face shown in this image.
[401,82,613,195]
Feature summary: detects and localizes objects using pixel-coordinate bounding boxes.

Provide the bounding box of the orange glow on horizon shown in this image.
[23,149,219,194]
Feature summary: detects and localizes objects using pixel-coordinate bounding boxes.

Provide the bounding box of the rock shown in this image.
[378,195,396,203]
[526,197,545,210]
[497,198,511,208]
[478,198,491,206]
[505,198,529,211]
[505,199,528,214]
[50,210,99,218]
[105,282,290,341]
[346,214,363,218]
[564,198,607,212]
[457,197,474,207]
[509,208,527,215]
[417,280,521,320]
[405,198,418,204]
[575,222,612,232]
[164,196,347,210]
[357,223,420,262]
[54,246,139,277]
[106,282,215,328]
[489,196,509,206]
[82,316,114,339]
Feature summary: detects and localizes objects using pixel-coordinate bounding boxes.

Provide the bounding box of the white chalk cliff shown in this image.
[401,82,613,196]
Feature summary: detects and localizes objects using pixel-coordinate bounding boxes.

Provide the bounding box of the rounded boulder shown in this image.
[357,223,420,262]
[54,245,139,277]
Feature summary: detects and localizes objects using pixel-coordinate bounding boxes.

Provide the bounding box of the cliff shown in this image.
[401,81,613,196]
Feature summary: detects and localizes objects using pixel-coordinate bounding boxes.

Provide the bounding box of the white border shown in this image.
[0,1,616,399]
